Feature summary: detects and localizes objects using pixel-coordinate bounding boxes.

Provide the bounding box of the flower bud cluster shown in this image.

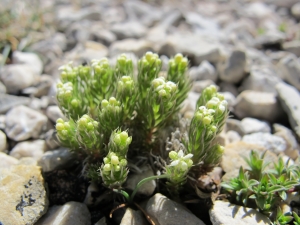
[58,62,77,82]
[152,77,177,100]
[116,54,134,76]
[100,130,131,189]
[76,114,101,151]
[166,150,193,187]
[56,118,79,149]
[168,53,188,77]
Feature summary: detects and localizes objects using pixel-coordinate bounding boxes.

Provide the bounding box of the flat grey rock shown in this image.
[0,94,30,114]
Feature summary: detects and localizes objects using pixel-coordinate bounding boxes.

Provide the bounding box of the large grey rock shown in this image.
[189,60,217,82]
[239,66,282,94]
[242,132,286,154]
[5,105,48,141]
[36,201,90,225]
[276,82,300,139]
[278,54,300,91]
[0,164,48,225]
[120,208,148,225]
[111,21,147,39]
[240,117,271,134]
[38,148,76,172]
[109,39,154,58]
[22,75,54,97]
[0,94,30,114]
[209,201,271,225]
[283,40,300,57]
[0,64,39,94]
[234,90,284,122]
[126,164,156,197]
[255,30,285,48]
[218,50,247,83]
[159,34,221,64]
[145,193,206,225]
[10,140,46,161]
[0,130,7,152]
[12,51,43,74]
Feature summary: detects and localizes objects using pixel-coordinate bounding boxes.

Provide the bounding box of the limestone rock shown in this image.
[46,106,66,123]
[189,60,217,82]
[240,117,271,134]
[110,21,147,39]
[192,80,216,93]
[278,54,300,91]
[0,94,31,114]
[209,201,272,225]
[0,152,19,169]
[35,201,90,225]
[0,130,7,152]
[120,208,148,225]
[292,2,300,19]
[234,90,284,122]
[282,40,300,57]
[0,164,48,225]
[276,82,300,139]
[10,140,46,161]
[12,51,43,75]
[5,105,48,141]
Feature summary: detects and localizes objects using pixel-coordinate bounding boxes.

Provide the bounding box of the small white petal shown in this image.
[178,150,184,158]
[184,154,193,159]
[170,160,179,166]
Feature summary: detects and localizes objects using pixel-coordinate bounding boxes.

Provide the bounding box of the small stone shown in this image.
[38,148,76,172]
[242,132,286,154]
[35,201,90,225]
[278,54,300,91]
[111,21,147,39]
[22,75,54,97]
[189,60,217,82]
[218,50,247,83]
[282,40,300,57]
[0,94,30,114]
[0,64,39,94]
[192,80,216,93]
[109,39,154,58]
[145,193,206,225]
[126,164,156,197]
[92,29,116,46]
[0,80,6,93]
[226,130,241,143]
[10,140,46,161]
[12,51,43,75]
[46,106,66,123]
[120,208,148,225]
[276,82,300,139]
[0,152,19,169]
[292,2,300,19]
[226,118,245,136]
[0,164,48,225]
[240,117,271,134]
[209,201,271,225]
[0,130,7,152]
[234,90,284,122]
[255,30,285,48]
[5,105,48,141]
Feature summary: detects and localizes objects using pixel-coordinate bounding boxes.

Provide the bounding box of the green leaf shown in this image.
[278,191,287,201]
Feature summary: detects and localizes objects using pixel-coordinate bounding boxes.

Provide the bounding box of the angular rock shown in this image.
[5,105,48,141]
[92,28,116,46]
[111,21,147,39]
[109,39,154,58]
[0,152,19,169]
[226,130,241,143]
[242,132,286,154]
[10,140,46,161]
[159,34,221,64]
[276,82,300,139]
[292,2,300,19]
[126,164,156,197]
[0,130,7,152]
[225,118,245,136]
[189,60,217,82]
[274,123,300,159]
[218,50,247,83]
[145,193,206,225]
[282,40,300,57]
[0,64,39,94]
[38,148,76,172]
[255,30,285,48]
[35,201,90,225]
[12,51,43,74]
[22,75,54,97]
[240,117,271,134]
[0,93,31,114]
[239,66,282,94]
[209,201,271,225]
[120,208,148,225]
[234,90,284,122]
[278,54,300,91]
[46,105,66,123]
[0,80,6,93]
[192,80,216,93]
[0,164,48,225]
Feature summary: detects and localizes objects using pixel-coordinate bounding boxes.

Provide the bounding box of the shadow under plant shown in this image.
[54,52,229,223]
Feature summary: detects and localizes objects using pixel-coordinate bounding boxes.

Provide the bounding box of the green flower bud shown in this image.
[71,99,79,107]
[120,159,127,166]
[169,151,178,160]
[101,99,109,108]
[203,116,212,125]
[174,53,183,64]
[78,117,87,128]
[114,165,121,172]
[111,155,119,165]
[120,131,128,143]
[87,122,94,131]
[56,123,64,131]
[103,157,109,164]
[103,164,111,172]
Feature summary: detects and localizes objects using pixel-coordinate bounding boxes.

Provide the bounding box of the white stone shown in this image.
[5,105,48,141]
[46,106,66,123]
[0,152,19,169]
[145,193,206,225]
[10,140,46,161]
[189,60,217,82]
[242,132,286,154]
[36,201,90,225]
[111,21,147,39]
[0,64,39,94]
[0,93,31,114]
[13,51,43,74]
[0,130,7,152]
[278,54,300,91]
[192,80,216,93]
[209,201,271,225]
[226,130,241,143]
[120,208,148,225]
[240,117,271,134]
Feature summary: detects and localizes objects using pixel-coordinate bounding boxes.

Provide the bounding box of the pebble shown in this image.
[0,152,19,169]
[12,51,43,75]
[189,60,217,82]
[240,117,271,134]
[120,208,148,225]
[0,130,7,152]
[10,140,46,161]
[278,54,300,91]
[46,105,66,123]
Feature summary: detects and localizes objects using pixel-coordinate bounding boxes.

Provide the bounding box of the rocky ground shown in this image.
[1,0,300,224]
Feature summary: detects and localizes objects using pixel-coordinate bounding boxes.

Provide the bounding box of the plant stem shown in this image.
[129,174,169,203]
[113,189,130,202]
